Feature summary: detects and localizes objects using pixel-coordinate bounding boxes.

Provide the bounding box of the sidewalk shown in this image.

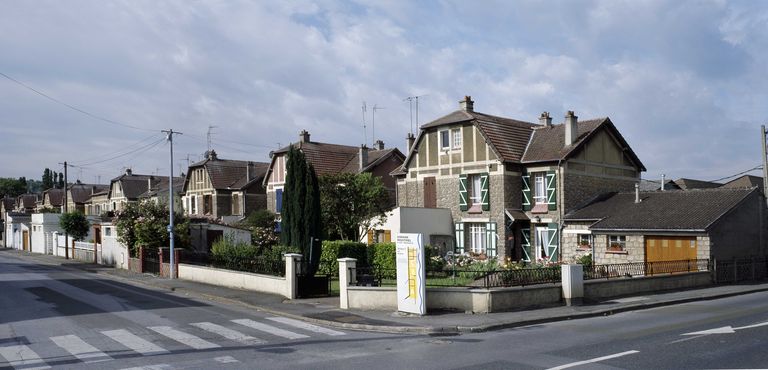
[6,248,768,335]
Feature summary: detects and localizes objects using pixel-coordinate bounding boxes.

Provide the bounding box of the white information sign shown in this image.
[396,233,426,315]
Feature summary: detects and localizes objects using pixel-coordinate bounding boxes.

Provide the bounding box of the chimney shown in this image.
[125,168,132,176]
[635,183,641,203]
[299,129,311,143]
[564,110,578,146]
[374,139,385,150]
[406,133,415,151]
[247,161,254,181]
[539,111,552,127]
[148,176,154,191]
[459,96,474,112]
[359,144,369,171]
[661,174,666,191]
[207,149,218,160]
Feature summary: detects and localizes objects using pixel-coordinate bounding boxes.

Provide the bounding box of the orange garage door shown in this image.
[645,236,697,262]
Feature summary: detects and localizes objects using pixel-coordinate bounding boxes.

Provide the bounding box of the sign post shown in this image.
[396,233,426,315]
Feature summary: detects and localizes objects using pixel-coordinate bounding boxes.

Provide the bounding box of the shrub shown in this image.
[263,244,301,265]
[210,234,259,270]
[59,212,90,241]
[576,253,593,269]
[318,240,368,276]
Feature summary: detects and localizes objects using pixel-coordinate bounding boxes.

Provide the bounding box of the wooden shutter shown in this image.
[384,230,391,243]
[275,189,283,213]
[521,228,531,262]
[454,223,465,253]
[367,229,374,245]
[424,177,436,208]
[522,173,531,211]
[485,222,497,257]
[480,172,490,211]
[547,222,559,262]
[459,175,468,211]
[546,171,557,211]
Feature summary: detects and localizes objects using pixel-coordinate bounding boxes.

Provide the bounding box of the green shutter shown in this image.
[459,175,468,211]
[454,223,465,253]
[486,222,497,257]
[521,227,531,262]
[481,172,490,211]
[547,170,557,211]
[522,174,531,211]
[547,222,559,262]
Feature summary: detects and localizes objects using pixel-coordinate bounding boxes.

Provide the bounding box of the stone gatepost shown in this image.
[284,254,302,299]
[561,264,584,306]
[338,258,357,309]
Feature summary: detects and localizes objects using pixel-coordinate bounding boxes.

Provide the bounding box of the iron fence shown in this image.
[584,259,710,280]
[180,252,284,277]
[714,257,768,284]
[350,265,562,288]
[143,254,161,275]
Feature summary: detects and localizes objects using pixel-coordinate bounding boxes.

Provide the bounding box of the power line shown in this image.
[708,165,763,183]
[70,132,165,164]
[72,137,167,167]
[0,71,157,132]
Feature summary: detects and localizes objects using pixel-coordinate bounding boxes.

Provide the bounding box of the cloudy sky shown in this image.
[1,0,767,184]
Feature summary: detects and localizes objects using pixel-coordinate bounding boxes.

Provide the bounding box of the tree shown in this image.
[58,173,64,189]
[0,178,27,198]
[114,200,190,256]
[319,172,389,240]
[42,168,53,190]
[52,171,57,188]
[280,146,322,275]
[59,212,90,241]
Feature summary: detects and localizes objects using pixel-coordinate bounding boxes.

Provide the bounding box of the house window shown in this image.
[536,226,550,260]
[203,195,212,214]
[275,188,283,213]
[189,195,197,214]
[469,223,487,254]
[232,194,240,215]
[440,130,450,150]
[470,175,482,206]
[104,227,111,237]
[452,128,461,149]
[608,235,626,251]
[533,173,546,205]
[578,234,592,249]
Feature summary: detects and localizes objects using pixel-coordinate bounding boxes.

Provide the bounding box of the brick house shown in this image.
[181,150,270,224]
[562,187,767,264]
[394,96,645,262]
[263,130,405,223]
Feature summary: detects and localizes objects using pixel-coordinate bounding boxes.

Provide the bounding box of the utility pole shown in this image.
[59,161,69,259]
[162,129,182,279]
[762,125,768,206]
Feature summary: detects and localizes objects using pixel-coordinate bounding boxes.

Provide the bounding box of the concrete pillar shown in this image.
[338,258,357,309]
[561,264,584,306]
[284,253,302,299]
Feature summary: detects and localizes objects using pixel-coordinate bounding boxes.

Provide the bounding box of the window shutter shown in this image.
[384,230,391,243]
[481,172,490,211]
[547,222,559,262]
[459,175,468,211]
[521,228,531,262]
[454,223,465,253]
[522,174,531,211]
[485,222,497,257]
[367,229,374,245]
[546,171,557,211]
[275,189,283,213]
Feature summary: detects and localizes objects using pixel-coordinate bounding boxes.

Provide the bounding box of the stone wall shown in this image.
[592,234,645,264]
[561,223,592,262]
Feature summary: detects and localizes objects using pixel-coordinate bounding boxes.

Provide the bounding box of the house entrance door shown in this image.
[22,230,29,251]
[535,226,549,261]
[423,177,436,208]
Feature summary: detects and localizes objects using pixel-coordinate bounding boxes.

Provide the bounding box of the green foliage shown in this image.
[575,253,592,269]
[241,209,276,229]
[319,172,389,240]
[42,168,54,190]
[57,173,64,189]
[263,244,301,264]
[280,146,323,276]
[251,226,279,252]
[59,212,90,241]
[370,242,397,278]
[318,240,369,275]
[0,177,27,198]
[37,206,58,214]
[211,234,258,264]
[114,200,190,256]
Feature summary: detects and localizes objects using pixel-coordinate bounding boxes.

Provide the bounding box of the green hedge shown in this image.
[318,240,368,276]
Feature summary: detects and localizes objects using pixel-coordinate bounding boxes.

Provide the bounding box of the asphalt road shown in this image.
[2,252,768,369]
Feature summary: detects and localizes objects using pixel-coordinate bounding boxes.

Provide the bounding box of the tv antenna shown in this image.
[404,95,427,134]
[372,104,385,146]
[207,125,218,152]
[361,102,368,145]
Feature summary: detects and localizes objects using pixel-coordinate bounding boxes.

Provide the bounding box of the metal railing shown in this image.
[350,265,562,288]
[714,257,768,283]
[584,259,710,280]
[179,252,285,277]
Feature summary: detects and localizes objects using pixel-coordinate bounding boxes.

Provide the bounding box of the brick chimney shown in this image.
[125,168,132,176]
[406,133,415,151]
[359,144,369,171]
[207,149,218,160]
[539,111,552,127]
[564,111,578,146]
[373,140,385,150]
[299,129,311,143]
[459,96,474,112]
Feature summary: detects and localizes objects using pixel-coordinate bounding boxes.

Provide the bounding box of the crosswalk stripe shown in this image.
[190,322,265,345]
[0,344,50,369]
[120,365,173,370]
[50,335,111,363]
[148,326,220,350]
[232,319,309,340]
[102,329,169,356]
[267,317,346,336]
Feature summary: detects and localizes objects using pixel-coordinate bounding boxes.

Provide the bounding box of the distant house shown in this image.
[138,176,184,207]
[68,181,109,214]
[15,194,39,213]
[721,175,764,190]
[85,189,110,216]
[40,188,64,212]
[671,178,721,190]
[562,187,768,264]
[107,169,168,212]
[181,150,269,224]
[263,130,405,222]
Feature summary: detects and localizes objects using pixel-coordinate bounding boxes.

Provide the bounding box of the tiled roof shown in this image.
[342,148,405,173]
[19,194,39,209]
[565,188,756,231]
[69,183,109,204]
[138,178,184,199]
[189,156,269,190]
[1,197,15,211]
[521,118,605,162]
[673,178,721,190]
[273,141,360,176]
[42,188,64,207]
[721,175,764,189]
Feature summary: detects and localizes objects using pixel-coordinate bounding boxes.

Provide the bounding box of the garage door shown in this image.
[645,236,697,263]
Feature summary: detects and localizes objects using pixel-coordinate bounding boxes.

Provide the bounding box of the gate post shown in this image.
[284,254,302,299]
[561,264,584,306]
[139,246,145,273]
[338,258,357,309]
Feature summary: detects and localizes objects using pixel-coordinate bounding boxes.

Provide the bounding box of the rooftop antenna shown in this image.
[404,94,427,134]
[361,102,368,145]
[372,104,385,146]
[207,125,218,152]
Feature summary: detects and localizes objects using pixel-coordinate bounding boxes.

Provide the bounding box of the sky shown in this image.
[1,0,767,185]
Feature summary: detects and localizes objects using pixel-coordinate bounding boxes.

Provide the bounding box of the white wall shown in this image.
[360,207,454,244]
[100,223,128,269]
[31,213,63,255]
[178,264,289,298]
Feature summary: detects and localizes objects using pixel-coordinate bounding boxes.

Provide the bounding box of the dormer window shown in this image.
[440,128,462,151]
[440,130,450,150]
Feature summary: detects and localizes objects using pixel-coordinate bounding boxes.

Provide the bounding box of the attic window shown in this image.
[440,130,450,150]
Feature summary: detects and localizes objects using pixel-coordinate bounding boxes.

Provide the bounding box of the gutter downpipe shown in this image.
[557,158,564,262]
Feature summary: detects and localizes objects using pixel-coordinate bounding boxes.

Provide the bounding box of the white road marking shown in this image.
[120,365,173,370]
[267,317,346,336]
[50,335,111,363]
[215,355,240,364]
[148,326,220,350]
[682,321,768,336]
[735,321,768,330]
[0,344,50,369]
[102,329,169,356]
[190,322,264,345]
[232,319,309,340]
[547,350,640,370]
